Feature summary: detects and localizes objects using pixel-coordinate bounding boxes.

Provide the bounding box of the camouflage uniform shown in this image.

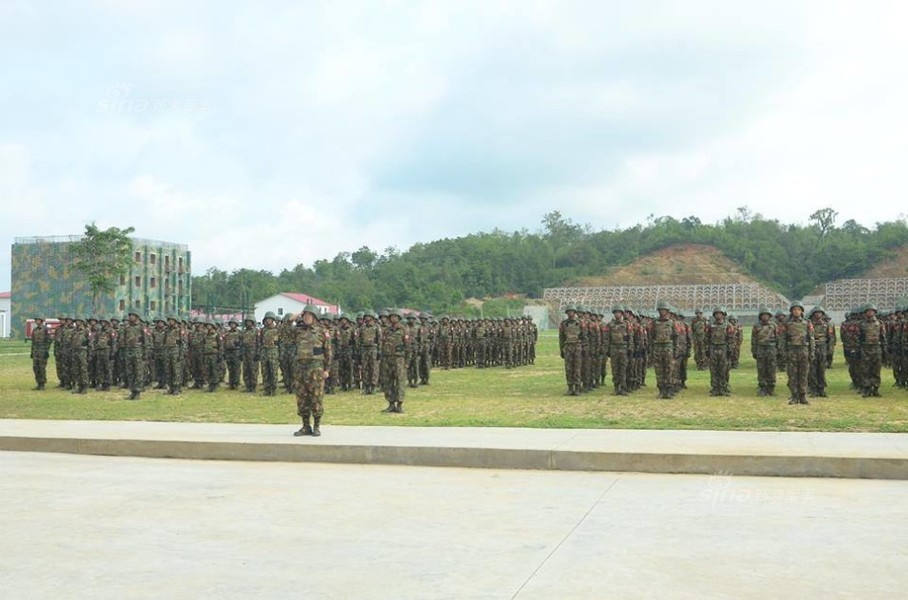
[241,319,259,393]
[419,315,434,384]
[437,317,453,369]
[292,306,332,436]
[648,303,677,399]
[163,316,184,395]
[780,302,815,405]
[706,307,734,396]
[260,313,280,396]
[751,308,779,396]
[690,310,708,370]
[808,307,833,397]
[858,304,887,397]
[52,317,69,388]
[359,312,381,395]
[30,318,50,390]
[335,315,356,392]
[68,318,89,394]
[840,310,862,390]
[223,321,242,390]
[94,319,115,391]
[190,321,207,388]
[202,323,223,392]
[559,307,584,396]
[603,307,632,396]
[122,313,146,399]
[380,311,409,413]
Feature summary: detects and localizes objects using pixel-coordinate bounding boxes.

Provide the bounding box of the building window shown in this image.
[150,277,156,289]
[150,253,156,265]
[119,299,125,311]
[135,300,141,308]
[119,274,126,285]
[135,251,141,263]
[135,276,141,287]
[150,300,156,311]
[164,256,170,271]
[277,308,283,315]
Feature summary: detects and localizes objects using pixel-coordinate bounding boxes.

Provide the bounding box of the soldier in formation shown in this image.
[706,307,734,396]
[380,308,409,413]
[30,316,50,390]
[751,307,779,396]
[558,306,583,396]
[779,301,814,405]
[648,301,677,399]
[290,305,331,436]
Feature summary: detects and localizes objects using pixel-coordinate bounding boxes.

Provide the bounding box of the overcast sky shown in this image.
[3,0,907,292]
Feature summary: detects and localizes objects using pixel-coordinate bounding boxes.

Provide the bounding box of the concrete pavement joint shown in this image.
[511,477,623,599]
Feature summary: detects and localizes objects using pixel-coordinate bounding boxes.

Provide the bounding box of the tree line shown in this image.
[191,208,908,315]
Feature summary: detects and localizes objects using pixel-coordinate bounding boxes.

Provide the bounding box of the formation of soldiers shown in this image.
[27,308,539,430]
[558,299,908,403]
[558,304,688,397]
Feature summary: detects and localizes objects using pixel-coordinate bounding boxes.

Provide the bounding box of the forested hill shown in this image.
[191,209,908,314]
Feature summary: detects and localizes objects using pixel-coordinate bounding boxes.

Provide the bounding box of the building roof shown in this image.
[0,291,10,299]
[280,292,334,307]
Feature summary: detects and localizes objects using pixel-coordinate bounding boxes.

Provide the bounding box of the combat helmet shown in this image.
[712,306,727,316]
[656,300,671,311]
[263,311,278,322]
[302,304,321,319]
[758,306,772,318]
[789,300,804,312]
[808,306,826,318]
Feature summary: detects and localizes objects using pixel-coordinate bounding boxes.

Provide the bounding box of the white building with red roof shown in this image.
[254,292,340,323]
[0,291,10,338]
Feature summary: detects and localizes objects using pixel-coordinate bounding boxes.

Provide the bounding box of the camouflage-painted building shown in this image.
[11,235,191,337]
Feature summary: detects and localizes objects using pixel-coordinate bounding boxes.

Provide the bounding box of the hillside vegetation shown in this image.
[192,208,908,315]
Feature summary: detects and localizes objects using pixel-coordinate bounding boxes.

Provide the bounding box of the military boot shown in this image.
[395,402,404,414]
[381,402,395,413]
[312,416,321,437]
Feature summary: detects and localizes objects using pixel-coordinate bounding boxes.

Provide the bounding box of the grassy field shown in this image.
[1,332,906,431]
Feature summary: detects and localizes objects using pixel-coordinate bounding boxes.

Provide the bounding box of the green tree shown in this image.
[72,223,135,313]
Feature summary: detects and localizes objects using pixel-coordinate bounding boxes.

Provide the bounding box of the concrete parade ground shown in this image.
[2,420,907,599]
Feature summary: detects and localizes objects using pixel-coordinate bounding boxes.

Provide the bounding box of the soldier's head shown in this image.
[128,311,140,324]
[864,303,878,319]
[228,319,238,329]
[809,307,825,322]
[300,304,319,326]
[758,307,772,323]
[244,317,256,328]
[789,301,804,318]
[34,317,44,324]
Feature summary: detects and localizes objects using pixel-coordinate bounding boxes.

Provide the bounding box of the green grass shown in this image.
[1,334,906,431]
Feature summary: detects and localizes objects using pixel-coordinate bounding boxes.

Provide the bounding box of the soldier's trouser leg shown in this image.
[861,348,882,394]
[564,344,582,394]
[786,348,809,400]
[610,352,628,394]
[296,361,325,419]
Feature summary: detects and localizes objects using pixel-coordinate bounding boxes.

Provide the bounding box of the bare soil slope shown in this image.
[577,244,757,286]
[861,245,908,279]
